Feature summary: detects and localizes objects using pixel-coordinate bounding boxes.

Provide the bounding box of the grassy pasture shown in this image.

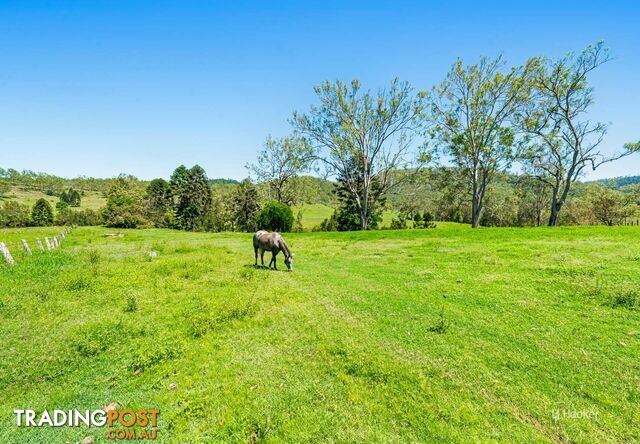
[0,186,106,210]
[293,203,397,229]
[0,224,639,442]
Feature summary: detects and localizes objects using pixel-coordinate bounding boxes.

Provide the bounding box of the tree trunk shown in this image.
[471,197,482,228]
[360,212,368,230]
[471,175,482,228]
[361,178,369,231]
[548,200,561,226]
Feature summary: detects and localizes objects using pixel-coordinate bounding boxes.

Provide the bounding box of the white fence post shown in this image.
[45,237,52,250]
[36,238,45,252]
[21,239,32,255]
[0,242,15,265]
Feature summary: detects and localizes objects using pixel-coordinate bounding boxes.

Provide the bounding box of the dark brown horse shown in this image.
[253,230,293,271]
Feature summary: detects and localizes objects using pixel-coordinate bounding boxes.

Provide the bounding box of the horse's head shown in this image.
[284,254,293,272]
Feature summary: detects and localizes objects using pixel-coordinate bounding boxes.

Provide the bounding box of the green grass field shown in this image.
[293,204,397,229]
[0,224,638,442]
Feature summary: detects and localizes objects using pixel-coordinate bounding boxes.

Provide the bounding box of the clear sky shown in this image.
[1,0,638,181]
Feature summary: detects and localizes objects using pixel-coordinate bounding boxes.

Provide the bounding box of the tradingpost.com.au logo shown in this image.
[14,408,160,440]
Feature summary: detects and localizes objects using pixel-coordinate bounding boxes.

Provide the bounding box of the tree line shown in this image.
[248,41,639,229]
[2,164,639,230]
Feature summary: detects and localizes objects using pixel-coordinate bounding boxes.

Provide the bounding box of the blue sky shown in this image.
[1,0,638,180]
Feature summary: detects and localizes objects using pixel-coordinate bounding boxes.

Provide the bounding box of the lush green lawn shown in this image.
[0,224,638,442]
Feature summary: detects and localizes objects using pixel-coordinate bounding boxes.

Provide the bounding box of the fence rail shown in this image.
[0,225,76,265]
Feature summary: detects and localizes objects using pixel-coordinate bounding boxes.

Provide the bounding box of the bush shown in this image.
[313,210,338,232]
[56,208,102,226]
[56,200,69,210]
[390,215,408,229]
[292,211,304,232]
[31,198,54,226]
[256,201,294,232]
[102,178,146,228]
[0,201,31,227]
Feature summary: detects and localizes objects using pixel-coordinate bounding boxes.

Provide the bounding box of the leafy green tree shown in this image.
[587,183,632,226]
[429,56,535,227]
[515,173,550,226]
[102,178,146,228]
[31,198,54,226]
[60,188,81,207]
[206,189,233,232]
[256,201,294,232]
[0,201,31,227]
[480,180,520,227]
[518,43,639,226]
[170,165,212,231]
[0,180,10,197]
[247,135,313,204]
[333,153,384,231]
[145,178,172,227]
[292,78,428,230]
[230,179,261,232]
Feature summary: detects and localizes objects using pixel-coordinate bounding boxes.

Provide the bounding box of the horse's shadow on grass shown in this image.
[243,264,280,272]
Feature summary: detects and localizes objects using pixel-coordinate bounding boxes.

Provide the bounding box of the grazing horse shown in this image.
[253,230,293,271]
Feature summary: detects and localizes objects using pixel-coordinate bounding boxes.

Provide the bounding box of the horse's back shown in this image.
[253,230,280,250]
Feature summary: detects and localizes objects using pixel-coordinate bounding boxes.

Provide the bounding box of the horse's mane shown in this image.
[278,237,291,258]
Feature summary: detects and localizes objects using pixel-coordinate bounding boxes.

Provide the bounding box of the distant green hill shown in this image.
[591,176,640,189]
[209,178,240,185]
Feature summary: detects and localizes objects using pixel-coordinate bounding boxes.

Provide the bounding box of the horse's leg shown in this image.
[272,252,278,270]
[261,250,265,267]
[254,247,258,267]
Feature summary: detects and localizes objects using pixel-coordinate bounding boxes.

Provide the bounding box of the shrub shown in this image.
[292,211,304,232]
[124,293,138,313]
[424,211,434,222]
[313,210,338,232]
[0,201,31,227]
[256,201,294,232]
[56,208,101,226]
[390,215,408,229]
[31,198,54,226]
[56,200,69,210]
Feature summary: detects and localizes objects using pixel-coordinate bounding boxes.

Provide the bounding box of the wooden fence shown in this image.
[0,225,76,265]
